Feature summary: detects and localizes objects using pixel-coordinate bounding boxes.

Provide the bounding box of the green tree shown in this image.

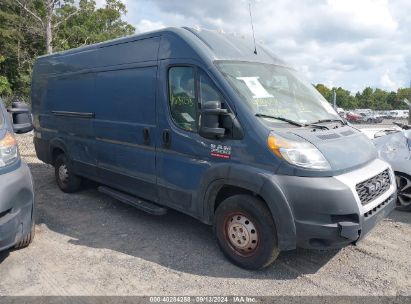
[0,56,12,96]
[356,87,375,109]
[55,0,135,51]
[15,0,134,55]
[395,88,411,109]
[314,84,358,109]
[385,91,397,109]
[314,85,411,111]
[334,87,356,109]
[0,0,134,100]
[315,84,332,102]
[373,88,390,110]
[0,0,42,101]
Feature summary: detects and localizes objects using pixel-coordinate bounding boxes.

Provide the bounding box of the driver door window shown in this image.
[169,67,197,131]
[168,67,225,132]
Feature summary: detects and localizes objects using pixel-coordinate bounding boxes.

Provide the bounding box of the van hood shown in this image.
[285,125,377,173]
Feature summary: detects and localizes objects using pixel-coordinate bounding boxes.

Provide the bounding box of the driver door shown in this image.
[155,61,234,217]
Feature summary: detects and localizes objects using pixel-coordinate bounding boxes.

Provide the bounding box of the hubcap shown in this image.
[396,175,411,207]
[226,214,258,255]
[58,164,69,183]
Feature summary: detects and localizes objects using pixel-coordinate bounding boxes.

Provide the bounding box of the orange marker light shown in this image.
[267,133,290,158]
[0,132,17,148]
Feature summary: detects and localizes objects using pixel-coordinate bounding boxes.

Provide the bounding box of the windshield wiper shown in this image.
[304,119,346,130]
[255,113,305,127]
[310,119,346,125]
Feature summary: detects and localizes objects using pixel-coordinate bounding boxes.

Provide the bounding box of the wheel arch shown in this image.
[202,165,297,251]
[389,160,411,178]
[394,170,411,178]
[49,138,68,166]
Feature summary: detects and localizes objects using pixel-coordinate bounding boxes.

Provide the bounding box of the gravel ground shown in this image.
[0,133,409,296]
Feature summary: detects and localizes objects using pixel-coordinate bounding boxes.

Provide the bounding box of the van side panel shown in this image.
[93,65,158,202]
[46,74,96,171]
[33,37,161,202]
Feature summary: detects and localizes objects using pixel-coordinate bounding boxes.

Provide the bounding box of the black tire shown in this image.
[54,154,82,193]
[15,221,35,249]
[395,172,411,212]
[214,194,280,270]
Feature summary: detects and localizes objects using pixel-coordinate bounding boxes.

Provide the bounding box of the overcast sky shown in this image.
[101,0,411,93]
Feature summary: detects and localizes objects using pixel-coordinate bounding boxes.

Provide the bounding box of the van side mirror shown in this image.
[8,102,33,134]
[199,101,228,139]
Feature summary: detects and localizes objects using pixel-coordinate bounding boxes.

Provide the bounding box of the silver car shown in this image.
[0,100,35,251]
[372,123,411,211]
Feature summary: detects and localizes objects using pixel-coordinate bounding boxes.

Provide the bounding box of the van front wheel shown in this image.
[55,154,82,193]
[214,194,280,270]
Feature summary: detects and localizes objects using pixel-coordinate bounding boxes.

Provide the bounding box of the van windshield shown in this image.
[216,61,341,125]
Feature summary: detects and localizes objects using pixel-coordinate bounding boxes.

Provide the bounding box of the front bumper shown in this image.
[0,161,34,251]
[277,159,396,249]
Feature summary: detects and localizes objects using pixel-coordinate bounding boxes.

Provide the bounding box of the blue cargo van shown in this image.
[31,27,396,269]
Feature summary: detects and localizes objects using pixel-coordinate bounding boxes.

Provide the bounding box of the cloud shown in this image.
[118,0,410,92]
[134,19,165,33]
[324,0,397,37]
[380,71,401,91]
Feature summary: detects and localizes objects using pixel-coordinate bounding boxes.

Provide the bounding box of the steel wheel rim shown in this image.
[225,213,259,256]
[58,164,69,183]
[396,175,411,207]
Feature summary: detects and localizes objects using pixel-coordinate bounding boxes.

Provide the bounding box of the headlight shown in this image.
[0,132,19,167]
[267,132,331,170]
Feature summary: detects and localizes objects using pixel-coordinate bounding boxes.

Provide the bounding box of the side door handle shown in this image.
[143,127,150,145]
[162,129,171,148]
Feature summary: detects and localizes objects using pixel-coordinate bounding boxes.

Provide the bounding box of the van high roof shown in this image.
[37,27,287,67]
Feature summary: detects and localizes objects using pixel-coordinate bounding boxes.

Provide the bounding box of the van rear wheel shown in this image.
[214,194,280,270]
[55,154,82,193]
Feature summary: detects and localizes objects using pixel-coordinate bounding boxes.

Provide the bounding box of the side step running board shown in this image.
[98,186,167,216]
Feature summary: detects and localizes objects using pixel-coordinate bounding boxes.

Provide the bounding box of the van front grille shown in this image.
[356,169,391,206]
[364,195,394,218]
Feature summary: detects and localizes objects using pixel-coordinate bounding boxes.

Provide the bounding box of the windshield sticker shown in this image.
[237,77,273,99]
[210,144,231,159]
[252,98,273,106]
[181,112,195,122]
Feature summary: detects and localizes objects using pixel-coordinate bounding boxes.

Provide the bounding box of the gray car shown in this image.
[359,112,383,124]
[0,100,35,251]
[373,123,411,211]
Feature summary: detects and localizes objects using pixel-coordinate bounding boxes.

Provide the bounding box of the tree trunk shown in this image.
[46,18,53,54]
[45,0,53,54]
[15,0,55,54]
[17,7,22,67]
